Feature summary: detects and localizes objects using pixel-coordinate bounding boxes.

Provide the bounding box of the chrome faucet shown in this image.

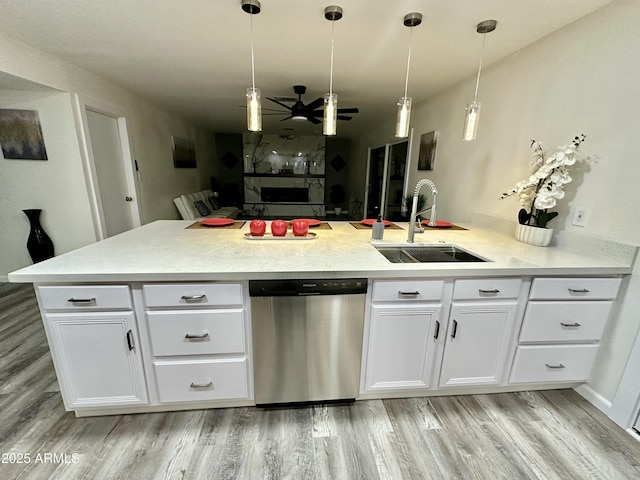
[407,178,438,243]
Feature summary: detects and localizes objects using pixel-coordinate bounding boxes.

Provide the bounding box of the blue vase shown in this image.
[23,209,54,263]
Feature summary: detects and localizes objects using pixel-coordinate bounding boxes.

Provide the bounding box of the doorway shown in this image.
[74,95,141,239]
[364,135,412,220]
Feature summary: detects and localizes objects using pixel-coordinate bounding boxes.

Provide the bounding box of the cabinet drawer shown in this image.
[509,345,598,384]
[453,278,521,300]
[372,280,443,302]
[143,283,243,308]
[38,285,132,310]
[520,301,612,343]
[147,310,245,356]
[529,278,621,300]
[154,358,249,403]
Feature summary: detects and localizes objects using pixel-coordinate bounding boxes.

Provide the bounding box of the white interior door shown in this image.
[74,94,141,240]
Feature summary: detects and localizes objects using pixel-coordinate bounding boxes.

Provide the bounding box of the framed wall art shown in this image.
[172,136,196,168]
[0,109,48,160]
[418,130,437,171]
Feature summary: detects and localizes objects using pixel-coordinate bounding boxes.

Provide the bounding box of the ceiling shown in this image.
[0,0,614,137]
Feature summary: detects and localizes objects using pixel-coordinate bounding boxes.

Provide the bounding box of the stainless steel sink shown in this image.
[374,245,487,263]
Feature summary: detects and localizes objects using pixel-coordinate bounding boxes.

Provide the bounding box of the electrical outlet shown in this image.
[572,208,589,227]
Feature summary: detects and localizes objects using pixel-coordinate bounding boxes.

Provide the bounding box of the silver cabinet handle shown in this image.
[545,363,565,369]
[190,381,213,388]
[434,320,440,340]
[398,291,420,297]
[68,297,96,305]
[451,320,458,339]
[560,322,581,327]
[568,288,590,294]
[185,332,209,339]
[478,289,500,295]
[181,294,206,302]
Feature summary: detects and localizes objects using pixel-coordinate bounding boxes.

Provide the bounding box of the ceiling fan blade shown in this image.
[336,115,352,121]
[267,97,293,110]
[308,116,322,124]
[305,97,324,111]
[337,107,359,114]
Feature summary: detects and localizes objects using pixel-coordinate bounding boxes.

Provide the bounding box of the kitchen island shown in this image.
[8,220,637,417]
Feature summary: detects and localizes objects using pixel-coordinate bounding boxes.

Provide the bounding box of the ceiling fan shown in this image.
[265,85,359,124]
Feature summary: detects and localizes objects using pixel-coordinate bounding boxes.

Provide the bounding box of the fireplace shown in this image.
[261,187,309,203]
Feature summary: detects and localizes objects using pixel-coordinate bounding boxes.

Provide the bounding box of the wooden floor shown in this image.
[2,283,640,480]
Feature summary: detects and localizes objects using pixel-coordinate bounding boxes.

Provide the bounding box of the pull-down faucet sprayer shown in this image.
[407,178,437,243]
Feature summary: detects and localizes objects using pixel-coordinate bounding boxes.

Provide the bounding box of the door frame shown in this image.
[72,94,141,240]
[363,129,414,219]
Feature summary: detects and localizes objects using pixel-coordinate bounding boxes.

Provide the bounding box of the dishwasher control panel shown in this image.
[249,279,367,296]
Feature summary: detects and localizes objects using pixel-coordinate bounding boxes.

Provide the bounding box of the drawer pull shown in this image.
[568,288,590,294]
[185,332,210,340]
[190,381,213,388]
[68,297,96,305]
[560,322,581,327]
[451,320,458,339]
[126,330,135,351]
[478,289,500,295]
[181,294,206,302]
[545,363,565,369]
[398,291,420,297]
[434,320,440,340]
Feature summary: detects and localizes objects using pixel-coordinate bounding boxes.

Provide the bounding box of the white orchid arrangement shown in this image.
[500,134,587,228]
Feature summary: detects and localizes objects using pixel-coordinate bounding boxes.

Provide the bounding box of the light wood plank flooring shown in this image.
[1,282,640,479]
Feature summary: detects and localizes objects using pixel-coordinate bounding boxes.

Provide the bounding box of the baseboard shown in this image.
[574,384,612,414]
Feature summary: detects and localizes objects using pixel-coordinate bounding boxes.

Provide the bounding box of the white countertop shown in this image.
[8,220,637,283]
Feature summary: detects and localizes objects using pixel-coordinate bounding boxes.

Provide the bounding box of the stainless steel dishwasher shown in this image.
[249,278,367,406]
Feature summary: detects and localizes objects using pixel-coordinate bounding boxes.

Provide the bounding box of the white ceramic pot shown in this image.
[515,224,554,247]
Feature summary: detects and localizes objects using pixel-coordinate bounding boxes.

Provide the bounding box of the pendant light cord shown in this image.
[329,19,335,95]
[403,26,414,98]
[250,13,256,89]
[472,33,487,102]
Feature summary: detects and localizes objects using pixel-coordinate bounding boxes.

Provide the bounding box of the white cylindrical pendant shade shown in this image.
[462,101,481,141]
[323,93,337,136]
[395,97,412,138]
[246,87,262,132]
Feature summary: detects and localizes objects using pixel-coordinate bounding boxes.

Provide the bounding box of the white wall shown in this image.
[0,31,217,280]
[352,0,640,404]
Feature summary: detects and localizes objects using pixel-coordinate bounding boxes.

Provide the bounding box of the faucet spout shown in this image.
[407,178,438,243]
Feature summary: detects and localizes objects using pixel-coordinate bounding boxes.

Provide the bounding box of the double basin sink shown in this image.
[374,244,487,263]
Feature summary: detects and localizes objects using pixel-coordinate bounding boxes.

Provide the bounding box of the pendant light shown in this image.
[323,5,343,136]
[462,19,497,141]
[395,12,422,138]
[242,0,262,132]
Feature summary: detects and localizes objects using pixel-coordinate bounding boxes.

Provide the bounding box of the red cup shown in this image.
[250,219,266,236]
[271,219,287,237]
[292,220,309,237]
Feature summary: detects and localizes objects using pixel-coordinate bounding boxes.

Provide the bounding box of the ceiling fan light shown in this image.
[247,87,262,132]
[323,93,337,136]
[395,96,412,138]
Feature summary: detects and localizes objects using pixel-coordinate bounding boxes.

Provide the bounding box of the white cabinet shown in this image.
[509,277,620,385]
[364,305,442,391]
[37,285,148,410]
[439,301,518,387]
[142,282,251,405]
[362,280,444,393]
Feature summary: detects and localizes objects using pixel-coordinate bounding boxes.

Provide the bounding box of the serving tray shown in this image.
[243,232,317,240]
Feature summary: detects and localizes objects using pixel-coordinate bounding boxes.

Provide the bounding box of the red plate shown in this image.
[292,218,321,227]
[421,219,452,228]
[201,218,235,227]
[361,219,392,227]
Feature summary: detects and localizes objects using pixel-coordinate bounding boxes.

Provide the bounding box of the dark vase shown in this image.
[23,209,54,263]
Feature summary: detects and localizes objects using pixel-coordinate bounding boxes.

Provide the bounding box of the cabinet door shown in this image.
[364,305,442,392]
[439,302,517,388]
[46,312,148,409]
